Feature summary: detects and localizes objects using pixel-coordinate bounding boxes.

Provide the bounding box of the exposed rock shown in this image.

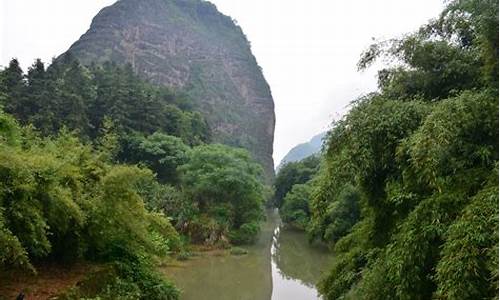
[64,0,275,180]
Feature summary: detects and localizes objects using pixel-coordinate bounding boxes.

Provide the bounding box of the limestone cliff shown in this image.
[64,0,275,180]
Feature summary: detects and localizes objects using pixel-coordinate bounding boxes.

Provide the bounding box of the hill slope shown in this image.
[277,131,326,170]
[63,0,275,180]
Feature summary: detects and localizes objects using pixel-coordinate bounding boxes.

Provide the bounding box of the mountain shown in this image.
[62,0,275,181]
[277,131,327,170]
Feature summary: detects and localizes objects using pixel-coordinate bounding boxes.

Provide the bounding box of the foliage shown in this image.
[0,110,179,299]
[358,0,498,100]
[0,33,270,299]
[57,258,179,300]
[274,155,320,207]
[314,0,499,298]
[229,221,260,244]
[318,219,373,300]
[317,90,498,299]
[434,174,498,299]
[0,208,31,271]
[309,97,430,246]
[85,165,180,261]
[319,184,361,244]
[230,247,248,255]
[179,144,266,244]
[0,57,211,146]
[280,183,312,230]
[120,132,190,184]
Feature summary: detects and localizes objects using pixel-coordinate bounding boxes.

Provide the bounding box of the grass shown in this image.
[230,247,248,256]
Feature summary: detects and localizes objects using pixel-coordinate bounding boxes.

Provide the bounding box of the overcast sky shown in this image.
[1,0,444,164]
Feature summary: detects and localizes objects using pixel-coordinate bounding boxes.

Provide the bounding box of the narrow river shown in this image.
[163,209,334,300]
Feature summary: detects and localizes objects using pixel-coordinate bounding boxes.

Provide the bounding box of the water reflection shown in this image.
[164,210,333,300]
[271,226,332,300]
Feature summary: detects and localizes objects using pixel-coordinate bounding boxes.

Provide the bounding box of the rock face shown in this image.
[65,0,275,180]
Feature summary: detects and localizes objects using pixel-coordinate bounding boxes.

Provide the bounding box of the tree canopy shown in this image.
[179,144,266,244]
[276,0,499,299]
[0,57,211,145]
[0,56,268,298]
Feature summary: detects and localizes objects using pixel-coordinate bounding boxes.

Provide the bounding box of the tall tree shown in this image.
[0,59,25,117]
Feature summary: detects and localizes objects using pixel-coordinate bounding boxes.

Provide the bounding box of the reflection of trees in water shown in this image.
[272,227,333,287]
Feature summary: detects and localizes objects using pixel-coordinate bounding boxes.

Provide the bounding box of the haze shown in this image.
[0,0,444,164]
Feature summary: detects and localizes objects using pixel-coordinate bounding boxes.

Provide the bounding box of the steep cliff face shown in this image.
[64,0,275,180]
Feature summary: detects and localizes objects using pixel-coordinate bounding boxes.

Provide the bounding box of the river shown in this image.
[162,209,334,300]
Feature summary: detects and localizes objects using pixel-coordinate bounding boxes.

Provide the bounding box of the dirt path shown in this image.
[0,262,98,300]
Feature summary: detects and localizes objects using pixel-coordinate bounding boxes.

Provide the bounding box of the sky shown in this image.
[0,0,445,164]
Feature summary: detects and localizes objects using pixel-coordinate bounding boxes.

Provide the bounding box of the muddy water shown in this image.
[163,210,334,300]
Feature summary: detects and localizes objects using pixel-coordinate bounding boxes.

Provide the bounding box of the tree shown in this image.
[0,59,25,117]
[57,59,93,133]
[358,0,497,100]
[315,1,498,298]
[0,57,211,154]
[274,155,320,207]
[179,144,265,244]
[122,132,190,184]
[280,183,312,230]
[0,109,180,299]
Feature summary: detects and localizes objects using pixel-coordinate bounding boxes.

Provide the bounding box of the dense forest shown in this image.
[0,56,268,298]
[276,0,499,299]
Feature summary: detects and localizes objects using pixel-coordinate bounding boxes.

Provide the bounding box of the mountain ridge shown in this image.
[277,131,326,170]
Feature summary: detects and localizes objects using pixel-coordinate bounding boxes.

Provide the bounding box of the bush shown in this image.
[280,183,312,230]
[0,112,182,299]
[176,251,191,261]
[179,144,265,245]
[229,222,260,245]
[57,258,179,300]
[274,155,320,207]
[121,132,189,184]
[230,247,248,256]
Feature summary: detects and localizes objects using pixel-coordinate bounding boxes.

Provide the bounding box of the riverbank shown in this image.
[0,210,333,300]
[0,262,100,300]
[163,209,334,300]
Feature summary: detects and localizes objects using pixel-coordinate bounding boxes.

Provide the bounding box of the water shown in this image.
[163,210,334,300]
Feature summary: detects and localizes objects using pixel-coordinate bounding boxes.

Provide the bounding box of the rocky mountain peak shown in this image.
[65,0,276,180]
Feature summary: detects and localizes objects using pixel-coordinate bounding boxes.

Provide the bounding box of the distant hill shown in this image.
[277,132,327,170]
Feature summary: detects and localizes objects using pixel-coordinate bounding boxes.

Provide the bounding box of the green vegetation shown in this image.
[280,183,312,230]
[0,112,180,299]
[274,155,320,208]
[230,247,248,256]
[0,56,267,298]
[277,0,498,299]
[0,55,210,145]
[274,155,320,231]
[1,0,497,298]
[179,144,266,245]
[121,132,190,184]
